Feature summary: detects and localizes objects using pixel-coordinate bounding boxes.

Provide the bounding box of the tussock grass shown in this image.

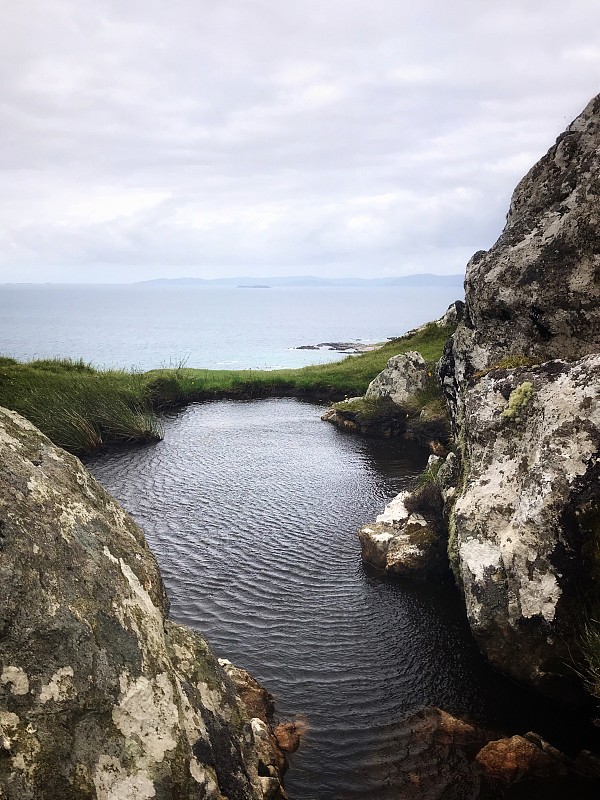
[0,361,163,454]
[0,321,454,454]
[579,616,600,699]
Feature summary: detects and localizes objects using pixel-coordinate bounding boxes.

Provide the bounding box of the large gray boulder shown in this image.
[0,407,286,800]
[440,93,600,416]
[365,351,428,405]
[435,95,600,701]
[452,356,600,699]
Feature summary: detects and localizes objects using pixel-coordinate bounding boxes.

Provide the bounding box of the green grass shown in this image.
[0,321,455,454]
[145,321,455,402]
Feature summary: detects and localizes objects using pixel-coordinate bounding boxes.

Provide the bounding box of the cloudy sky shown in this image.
[1,0,599,283]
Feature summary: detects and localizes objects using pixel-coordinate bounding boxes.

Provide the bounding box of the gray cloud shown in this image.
[1,0,599,282]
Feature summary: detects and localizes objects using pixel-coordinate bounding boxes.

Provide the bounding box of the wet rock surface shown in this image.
[389,707,600,799]
[0,406,286,800]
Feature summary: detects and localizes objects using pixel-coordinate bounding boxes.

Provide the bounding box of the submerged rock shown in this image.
[390,707,600,799]
[475,734,569,782]
[0,407,286,800]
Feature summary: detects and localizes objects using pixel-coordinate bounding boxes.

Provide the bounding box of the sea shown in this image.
[0,283,463,369]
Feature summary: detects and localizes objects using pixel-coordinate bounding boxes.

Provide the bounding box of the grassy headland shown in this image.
[0,322,453,454]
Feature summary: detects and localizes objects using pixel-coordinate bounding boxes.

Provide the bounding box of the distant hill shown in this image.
[137,274,464,288]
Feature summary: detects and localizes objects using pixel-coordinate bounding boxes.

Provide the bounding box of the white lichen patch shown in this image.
[250,717,270,741]
[112,672,178,763]
[58,501,94,539]
[102,546,166,660]
[198,681,229,719]
[39,666,74,704]
[0,711,20,749]
[93,755,156,800]
[518,570,561,622]
[460,539,502,582]
[172,676,210,746]
[26,473,53,502]
[360,525,394,544]
[46,594,60,617]
[189,757,219,793]
[376,492,410,524]
[387,536,424,560]
[1,666,30,695]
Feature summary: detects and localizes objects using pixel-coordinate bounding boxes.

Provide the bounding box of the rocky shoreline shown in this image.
[294,340,380,353]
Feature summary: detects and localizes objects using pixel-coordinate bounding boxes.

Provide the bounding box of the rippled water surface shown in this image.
[86,399,579,798]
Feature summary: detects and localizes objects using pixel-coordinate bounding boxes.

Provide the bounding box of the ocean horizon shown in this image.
[1,283,463,371]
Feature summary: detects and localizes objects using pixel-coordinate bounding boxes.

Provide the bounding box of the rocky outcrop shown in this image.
[436,95,600,702]
[443,93,600,400]
[0,407,286,800]
[364,351,429,405]
[452,355,600,699]
[322,302,460,442]
[321,396,407,438]
[359,495,442,576]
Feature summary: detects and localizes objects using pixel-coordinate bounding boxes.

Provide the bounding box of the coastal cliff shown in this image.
[0,407,286,800]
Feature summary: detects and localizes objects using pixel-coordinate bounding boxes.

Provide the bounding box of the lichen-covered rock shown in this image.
[358,491,444,577]
[217,659,288,791]
[452,356,600,699]
[365,351,428,405]
[442,93,600,403]
[0,406,286,800]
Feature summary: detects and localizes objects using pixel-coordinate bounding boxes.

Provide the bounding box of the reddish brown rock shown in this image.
[475,734,568,782]
[274,718,309,754]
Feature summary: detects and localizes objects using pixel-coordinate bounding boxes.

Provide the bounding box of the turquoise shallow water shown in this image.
[0,283,461,369]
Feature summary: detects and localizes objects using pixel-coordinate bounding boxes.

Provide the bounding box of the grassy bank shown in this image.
[144,321,454,402]
[0,357,163,453]
[0,322,453,454]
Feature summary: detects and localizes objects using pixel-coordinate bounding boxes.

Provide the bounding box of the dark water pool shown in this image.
[86,399,596,798]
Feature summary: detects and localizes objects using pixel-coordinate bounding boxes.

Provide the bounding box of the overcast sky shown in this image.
[1,0,599,283]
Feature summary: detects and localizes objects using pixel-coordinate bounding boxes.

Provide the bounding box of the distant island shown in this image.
[137,273,464,288]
